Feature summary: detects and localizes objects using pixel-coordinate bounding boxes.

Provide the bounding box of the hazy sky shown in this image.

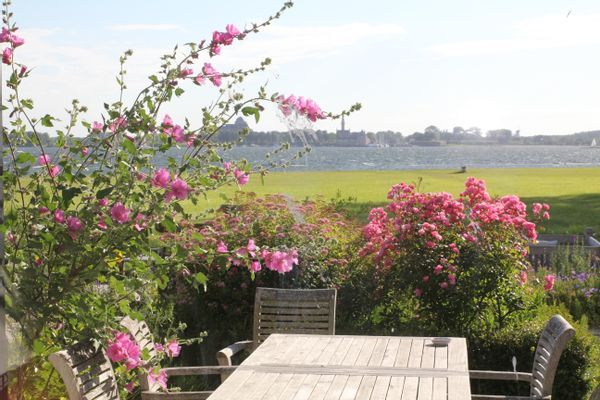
[7,0,600,136]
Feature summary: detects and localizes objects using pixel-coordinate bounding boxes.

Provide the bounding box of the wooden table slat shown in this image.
[207,335,470,400]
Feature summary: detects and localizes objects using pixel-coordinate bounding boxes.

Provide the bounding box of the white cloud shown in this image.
[224,23,405,65]
[428,13,600,56]
[107,24,182,32]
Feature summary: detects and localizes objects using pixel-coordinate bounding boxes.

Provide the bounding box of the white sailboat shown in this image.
[591,138,598,147]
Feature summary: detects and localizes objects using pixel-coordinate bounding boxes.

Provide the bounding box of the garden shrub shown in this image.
[468,305,600,400]
[352,178,547,336]
[159,192,362,365]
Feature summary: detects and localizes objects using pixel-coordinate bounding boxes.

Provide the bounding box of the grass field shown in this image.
[195,168,600,234]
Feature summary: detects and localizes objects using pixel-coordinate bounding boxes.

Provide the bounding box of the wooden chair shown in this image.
[469,314,575,400]
[216,287,337,380]
[49,340,235,400]
[119,316,235,398]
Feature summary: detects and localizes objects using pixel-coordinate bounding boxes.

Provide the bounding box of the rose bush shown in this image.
[0,0,359,396]
[158,192,362,366]
[353,177,548,335]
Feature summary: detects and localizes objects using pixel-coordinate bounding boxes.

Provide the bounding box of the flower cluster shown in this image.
[215,238,299,274]
[210,24,242,56]
[152,168,191,201]
[0,26,24,64]
[107,331,182,393]
[223,162,250,186]
[357,178,547,333]
[276,94,325,122]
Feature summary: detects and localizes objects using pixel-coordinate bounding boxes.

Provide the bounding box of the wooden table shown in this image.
[207,334,471,400]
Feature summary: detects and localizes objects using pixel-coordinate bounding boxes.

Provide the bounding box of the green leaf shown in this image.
[15,152,35,164]
[121,139,136,155]
[149,75,159,84]
[96,187,113,199]
[20,99,34,109]
[161,218,177,233]
[241,106,260,123]
[195,272,208,288]
[33,340,45,355]
[175,87,185,97]
[61,187,82,208]
[41,114,55,127]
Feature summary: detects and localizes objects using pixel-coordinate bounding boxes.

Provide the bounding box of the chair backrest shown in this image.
[530,314,575,399]
[119,316,157,391]
[49,340,120,400]
[252,287,336,349]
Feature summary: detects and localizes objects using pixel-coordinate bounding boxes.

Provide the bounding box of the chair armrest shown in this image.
[469,370,533,382]
[216,340,252,382]
[216,340,253,367]
[163,365,238,376]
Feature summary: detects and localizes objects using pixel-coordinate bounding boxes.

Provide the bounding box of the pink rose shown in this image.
[439,282,449,289]
[66,216,84,239]
[234,169,249,185]
[39,206,50,215]
[543,274,555,291]
[166,178,190,201]
[2,47,12,64]
[98,198,109,207]
[433,265,443,275]
[165,339,181,358]
[110,202,131,224]
[250,260,261,272]
[194,74,205,85]
[54,209,66,224]
[217,241,228,253]
[48,165,60,177]
[152,168,171,188]
[179,68,193,77]
[414,288,423,297]
[37,154,50,165]
[92,121,103,132]
[147,369,168,390]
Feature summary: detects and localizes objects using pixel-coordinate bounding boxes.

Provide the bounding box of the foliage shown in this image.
[0,1,360,397]
[355,178,547,335]
[544,269,600,327]
[159,192,362,364]
[468,305,600,400]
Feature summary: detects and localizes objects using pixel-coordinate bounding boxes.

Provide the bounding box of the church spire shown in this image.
[341,114,345,132]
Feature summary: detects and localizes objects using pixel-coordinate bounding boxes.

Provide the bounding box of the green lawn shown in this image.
[193,168,600,234]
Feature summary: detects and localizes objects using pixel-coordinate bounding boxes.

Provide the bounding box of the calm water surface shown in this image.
[14,145,600,171]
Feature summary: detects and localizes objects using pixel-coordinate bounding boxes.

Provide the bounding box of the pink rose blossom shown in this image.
[48,165,60,177]
[223,162,232,173]
[147,369,168,390]
[19,65,27,76]
[448,274,457,286]
[166,178,190,201]
[543,274,555,291]
[108,116,127,133]
[422,275,430,283]
[82,147,89,156]
[433,265,443,275]
[0,27,10,42]
[179,68,193,77]
[217,241,228,253]
[250,260,261,272]
[97,218,107,230]
[414,288,423,297]
[106,332,142,370]
[154,343,165,353]
[10,34,24,47]
[39,206,50,215]
[66,216,84,239]
[518,271,528,286]
[98,198,109,207]
[162,114,173,127]
[37,154,50,165]
[165,339,181,358]
[92,121,103,132]
[134,213,147,232]
[234,169,249,185]
[2,47,12,64]
[152,168,171,188]
[54,209,66,224]
[110,202,131,224]
[439,282,449,289]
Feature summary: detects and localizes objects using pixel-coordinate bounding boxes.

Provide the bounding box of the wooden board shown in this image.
[208,334,471,400]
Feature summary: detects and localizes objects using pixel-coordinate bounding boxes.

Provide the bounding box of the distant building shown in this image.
[216,117,250,142]
[335,115,368,146]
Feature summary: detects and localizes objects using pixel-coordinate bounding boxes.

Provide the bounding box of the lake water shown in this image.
[223,145,600,171]
[13,145,600,171]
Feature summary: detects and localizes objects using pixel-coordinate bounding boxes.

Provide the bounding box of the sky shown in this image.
[6,0,600,136]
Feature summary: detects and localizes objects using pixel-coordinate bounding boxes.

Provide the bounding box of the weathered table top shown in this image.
[208,334,471,400]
